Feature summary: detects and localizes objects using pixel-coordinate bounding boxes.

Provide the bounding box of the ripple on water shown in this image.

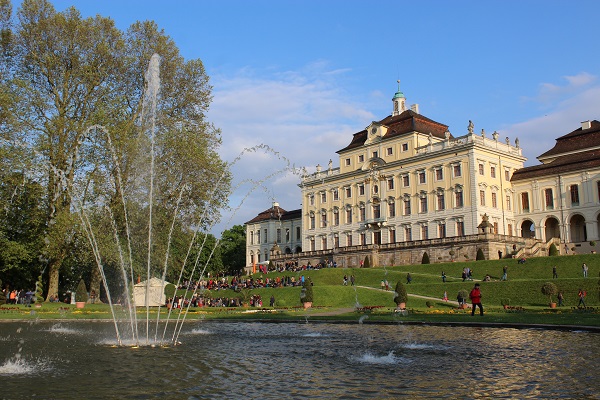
[350,350,410,365]
[0,357,52,375]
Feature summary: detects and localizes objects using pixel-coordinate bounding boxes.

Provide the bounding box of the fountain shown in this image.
[54,54,307,347]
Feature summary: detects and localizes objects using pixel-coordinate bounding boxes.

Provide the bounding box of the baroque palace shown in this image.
[245,85,600,272]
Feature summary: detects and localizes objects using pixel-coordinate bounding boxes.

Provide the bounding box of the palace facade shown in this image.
[245,86,600,271]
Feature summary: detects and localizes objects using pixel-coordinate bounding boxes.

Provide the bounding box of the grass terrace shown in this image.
[2,253,599,329]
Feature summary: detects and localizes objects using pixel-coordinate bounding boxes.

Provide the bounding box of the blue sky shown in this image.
[44,0,600,236]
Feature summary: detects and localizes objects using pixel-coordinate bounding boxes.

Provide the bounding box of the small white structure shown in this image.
[133,277,170,307]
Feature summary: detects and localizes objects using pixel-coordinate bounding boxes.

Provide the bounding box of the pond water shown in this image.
[0,321,598,399]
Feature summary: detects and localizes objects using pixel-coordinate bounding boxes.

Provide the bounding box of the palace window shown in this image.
[404,198,411,215]
[405,226,412,241]
[387,147,393,156]
[418,170,426,184]
[358,154,364,162]
[420,194,428,213]
[402,175,410,187]
[347,233,352,247]
[455,190,464,208]
[333,208,339,226]
[435,167,443,181]
[421,225,429,240]
[389,229,396,243]
[491,192,497,208]
[359,184,365,196]
[359,205,366,222]
[521,192,530,212]
[388,200,396,218]
[490,166,496,178]
[570,184,579,206]
[345,187,352,198]
[321,192,326,203]
[506,195,511,211]
[346,207,353,224]
[388,178,394,190]
[333,189,339,201]
[402,143,409,152]
[373,204,381,219]
[544,188,554,210]
[321,237,327,250]
[437,191,445,211]
[479,190,486,206]
[345,158,351,166]
[360,233,366,245]
[277,228,281,243]
[438,223,446,238]
[320,210,327,228]
[296,226,301,240]
[505,169,510,181]
[457,221,465,236]
[453,164,462,177]
[478,163,484,175]
[309,214,315,230]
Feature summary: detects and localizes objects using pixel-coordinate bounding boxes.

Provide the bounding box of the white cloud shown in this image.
[207,63,373,235]
[524,72,597,106]
[505,84,600,165]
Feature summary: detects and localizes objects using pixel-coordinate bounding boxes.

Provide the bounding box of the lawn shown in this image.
[1,253,599,328]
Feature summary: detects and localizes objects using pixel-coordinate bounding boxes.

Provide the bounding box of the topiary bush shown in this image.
[363,256,370,268]
[476,248,485,260]
[548,243,558,256]
[300,277,314,304]
[75,279,88,303]
[393,281,407,308]
[541,282,558,303]
[457,289,468,305]
[421,252,430,264]
[164,283,176,299]
[35,275,44,304]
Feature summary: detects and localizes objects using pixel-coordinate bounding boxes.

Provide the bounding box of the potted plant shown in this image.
[541,282,558,308]
[393,281,407,310]
[449,250,455,261]
[501,298,511,310]
[300,277,313,309]
[457,289,469,309]
[75,279,88,309]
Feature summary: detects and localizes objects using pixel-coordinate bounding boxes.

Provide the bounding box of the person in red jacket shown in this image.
[469,283,484,316]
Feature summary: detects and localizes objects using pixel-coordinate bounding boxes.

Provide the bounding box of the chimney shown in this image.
[410,104,420,114]
[581,120,592,130]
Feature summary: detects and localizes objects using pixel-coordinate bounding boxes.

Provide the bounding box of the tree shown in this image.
[1,0,230,300]
[219,225,246,276]
[421,252,430,264]
[548,243,558,257]
[393,281,407,308]
[363,255,370,268]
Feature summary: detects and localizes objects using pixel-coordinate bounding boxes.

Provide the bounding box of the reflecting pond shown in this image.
[0,321,598,399]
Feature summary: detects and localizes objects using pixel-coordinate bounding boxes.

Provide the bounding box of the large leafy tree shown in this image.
[1,0,230,300]
[219,225,246,276]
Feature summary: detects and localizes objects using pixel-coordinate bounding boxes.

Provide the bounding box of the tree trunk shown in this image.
[45,257,62,302]
[89,264,103,304]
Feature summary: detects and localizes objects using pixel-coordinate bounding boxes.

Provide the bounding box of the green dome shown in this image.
[393,90,405,99]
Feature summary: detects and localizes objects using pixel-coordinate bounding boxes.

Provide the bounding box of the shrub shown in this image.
[35,275,44,303]
[590,241,596,247]
[548,243,558,256]
[457,289,468,305]
[363,256,370,269]
[500,298,511,306]
[421,252,430,264]
[393,281,407,306]
[75,279,88,303]
[476,248,485,260]
[541,282,558,303]
[426,301,434,308]
[300,277,314,303]
[0,280,6,305]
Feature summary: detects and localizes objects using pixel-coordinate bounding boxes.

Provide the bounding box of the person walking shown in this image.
[501,265,508,281]
[557,291,564,307]
[577,289,587,307]
[406,273,412,284]
[441,271,446,283]
[552,265,558,279]
[350,275,355,286]
[582,263,588,278]
[469,283,484,316]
